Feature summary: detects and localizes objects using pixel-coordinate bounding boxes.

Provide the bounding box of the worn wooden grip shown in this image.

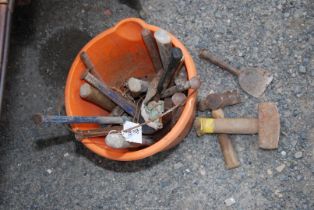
[154,29,172,70]
[194,117,258,136]
[141,29,163,72]
[127,77,149,94]
[212,109,240,169]
[199,49,240,76]
[214,118,258,134]
[80,83,116,111]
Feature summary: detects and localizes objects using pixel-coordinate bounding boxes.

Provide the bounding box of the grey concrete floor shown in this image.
[0,0,313,209]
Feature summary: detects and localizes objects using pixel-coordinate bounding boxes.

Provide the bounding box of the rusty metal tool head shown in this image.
[194,102,280,149]
[258,102,280,149]
[199,49,273,98]
[198,90,241,111]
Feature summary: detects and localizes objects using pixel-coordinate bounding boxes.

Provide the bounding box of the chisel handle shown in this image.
[194,117,258,136]
[154,29,172,70]
[141,29,163,72]
[157,47,183,93]
[80,83,116,111]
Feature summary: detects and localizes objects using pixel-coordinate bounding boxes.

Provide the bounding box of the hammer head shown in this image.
[258,102,280,149]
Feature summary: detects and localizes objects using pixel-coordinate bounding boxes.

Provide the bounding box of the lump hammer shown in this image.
[195,102,280,149]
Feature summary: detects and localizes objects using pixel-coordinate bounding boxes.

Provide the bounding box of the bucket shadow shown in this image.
[38,28,92,88]
[34,133,74,150]
[74,140,179,172]
[118,0,146,19]
[11,0,38,45]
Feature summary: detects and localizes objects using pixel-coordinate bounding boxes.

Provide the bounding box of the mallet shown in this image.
[194,102,280,149]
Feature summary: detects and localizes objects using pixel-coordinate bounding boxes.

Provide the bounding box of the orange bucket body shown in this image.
[65,18,197,161]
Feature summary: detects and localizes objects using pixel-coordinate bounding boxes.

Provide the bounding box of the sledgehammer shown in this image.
[194,102,280,149]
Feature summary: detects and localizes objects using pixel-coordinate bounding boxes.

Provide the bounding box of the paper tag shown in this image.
[121,121,142,143]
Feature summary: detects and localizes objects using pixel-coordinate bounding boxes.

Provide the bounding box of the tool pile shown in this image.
[195,49,280,169]
[33,28,201,150]
[33,25,280,166]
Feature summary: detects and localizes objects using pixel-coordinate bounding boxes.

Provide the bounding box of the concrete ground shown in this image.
[0,0,313,209]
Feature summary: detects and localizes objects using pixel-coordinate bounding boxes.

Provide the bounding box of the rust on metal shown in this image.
[198,90,241,111]
[199,49,273,97]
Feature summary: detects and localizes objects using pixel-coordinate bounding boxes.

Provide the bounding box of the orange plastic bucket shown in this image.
[65,18,197,161]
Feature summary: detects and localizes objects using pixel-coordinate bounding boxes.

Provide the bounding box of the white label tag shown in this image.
[121,121,142,143]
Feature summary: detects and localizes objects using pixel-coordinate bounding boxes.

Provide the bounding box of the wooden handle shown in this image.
[80,51,103,80]
[157,47,183,93]
[154,29,172,70]
[141,29,163,72]
[212,109,240,169]
[127,77,149,94]
[194,117,258,136]
[214,118,258,134]
[199,49,240,76]
[80,83,116,111]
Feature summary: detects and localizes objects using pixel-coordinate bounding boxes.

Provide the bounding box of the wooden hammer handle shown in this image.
[214,118,258,134]
[194,117,258,136]
[199,49,240,76]
[212,109,240,169]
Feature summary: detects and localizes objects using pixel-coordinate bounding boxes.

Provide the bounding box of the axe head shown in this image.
[258,102,280,149]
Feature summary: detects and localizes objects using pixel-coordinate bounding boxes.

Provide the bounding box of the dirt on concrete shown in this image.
[0,0,313,209]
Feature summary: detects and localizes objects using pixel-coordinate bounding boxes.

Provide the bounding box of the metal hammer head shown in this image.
[198,90,241,111]
[258,102,280,149]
